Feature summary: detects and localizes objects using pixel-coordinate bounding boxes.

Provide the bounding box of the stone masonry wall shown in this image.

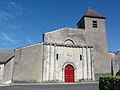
[43,27,86,45]
[3,58,14,83]
[43,43,94,83]
[12,43,43,83]
[85,17,112,75]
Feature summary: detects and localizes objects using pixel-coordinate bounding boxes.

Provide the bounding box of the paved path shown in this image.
[0,83,99,90]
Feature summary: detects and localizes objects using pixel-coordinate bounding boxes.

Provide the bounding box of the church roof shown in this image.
[83,8,105,19]
[77,8,105,26]
[109,51,120,54]
[0,50,14,64]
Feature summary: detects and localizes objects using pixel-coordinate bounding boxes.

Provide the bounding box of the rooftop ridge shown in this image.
[0,50,14,52]
[109,51,120,54]
[84,8,105,18]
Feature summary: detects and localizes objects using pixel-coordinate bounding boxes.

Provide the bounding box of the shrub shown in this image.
[116,70,120,76]
[99,76,120,90]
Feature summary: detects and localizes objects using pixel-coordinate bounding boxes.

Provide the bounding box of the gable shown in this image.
[43,27,86,45]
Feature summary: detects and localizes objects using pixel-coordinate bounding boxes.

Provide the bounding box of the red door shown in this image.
[65,65,74,82]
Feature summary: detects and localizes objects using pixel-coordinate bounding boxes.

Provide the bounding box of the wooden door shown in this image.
[65,65,74,82]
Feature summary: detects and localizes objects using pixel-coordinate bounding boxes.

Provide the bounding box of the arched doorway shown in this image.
[64,65,74,82]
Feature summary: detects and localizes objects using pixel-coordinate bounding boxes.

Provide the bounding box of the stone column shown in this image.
[91,48,95,80]
[87,48,92,80]
[53,45,56,81]
[76,47,82,82]
[43,45,47,82]
[83,47,87,80]
[49,45,55,81]
[46,45,50,81]
[82,47,84,80]
[55,46,59,82]
[79,48,83,80]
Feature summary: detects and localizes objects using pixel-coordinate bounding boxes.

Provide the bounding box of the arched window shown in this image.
[64,39,74,45]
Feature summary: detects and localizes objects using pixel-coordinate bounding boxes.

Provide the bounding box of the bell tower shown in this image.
[77,8,107,51]
[77,8,111,79]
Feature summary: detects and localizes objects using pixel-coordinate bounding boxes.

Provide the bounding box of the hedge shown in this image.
[116,70,120,76]
[99,76,120,90]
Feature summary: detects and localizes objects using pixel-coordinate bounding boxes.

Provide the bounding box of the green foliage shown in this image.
[99,76,120,90]
[116,70,120,76]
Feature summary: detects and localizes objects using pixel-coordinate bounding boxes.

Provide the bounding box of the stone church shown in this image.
[0,8,116,84]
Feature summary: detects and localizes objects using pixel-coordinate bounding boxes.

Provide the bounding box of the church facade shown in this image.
[0,8,113,84]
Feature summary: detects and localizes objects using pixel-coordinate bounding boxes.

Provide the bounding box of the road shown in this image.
[0,83,99,90]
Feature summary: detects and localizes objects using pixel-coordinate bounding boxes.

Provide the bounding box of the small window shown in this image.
[64,39,74,45]
[80,55,82,61]
[93,21,97,28]
[56,54,58,60]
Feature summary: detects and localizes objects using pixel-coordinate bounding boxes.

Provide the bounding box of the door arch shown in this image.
[64,65,74,82]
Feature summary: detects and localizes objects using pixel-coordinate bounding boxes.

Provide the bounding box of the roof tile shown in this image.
[0,50,14,63]
[84,8,105,18]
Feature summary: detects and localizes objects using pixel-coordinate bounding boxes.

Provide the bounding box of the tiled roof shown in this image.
[0,50,14,64]
[84,8,105,19]
[77,8,105,26]
[109,51,120,54]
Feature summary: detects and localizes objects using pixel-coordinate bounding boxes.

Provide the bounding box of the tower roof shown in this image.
[77,8,105,26]
[83,8,105,19]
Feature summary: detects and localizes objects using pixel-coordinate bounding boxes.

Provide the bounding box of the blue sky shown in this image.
[0,0,119,51]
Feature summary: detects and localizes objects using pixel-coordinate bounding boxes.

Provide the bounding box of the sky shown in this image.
[0,0,119,51]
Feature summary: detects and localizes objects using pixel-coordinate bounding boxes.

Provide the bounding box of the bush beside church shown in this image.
[99,71,120,90]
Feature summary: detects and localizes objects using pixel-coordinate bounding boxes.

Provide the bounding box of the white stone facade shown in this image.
[0,64,4,80]
[43,43,94,83]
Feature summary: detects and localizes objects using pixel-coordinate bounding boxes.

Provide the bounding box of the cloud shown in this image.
[8,1,23,16]
[0,1,23,22]
[9,1,16,6]
[0,10,12,21]
[0,32,16,43]
[7,23,23,30]
[0,1,24,32]
[0,48,4,50]
[27,39,34,43]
